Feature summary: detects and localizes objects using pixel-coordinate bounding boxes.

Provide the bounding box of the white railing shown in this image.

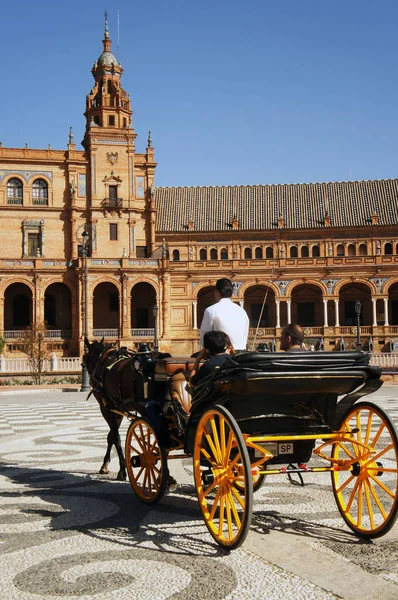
[0,356,81,373]
[92,329,119,338]
[4,330,72,339]
[45,330,72,339]
[370,353,398,369]
[4,330,26,339]
[130,328,155,337]
[0,353,397,374]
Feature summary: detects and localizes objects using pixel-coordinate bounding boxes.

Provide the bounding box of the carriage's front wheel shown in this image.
[193,404,253,549]
[125,417,168,503]
[331,402,398,538]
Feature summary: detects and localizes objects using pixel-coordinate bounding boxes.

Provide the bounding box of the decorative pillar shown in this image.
[121,274,129,338]
[0,296,4,335]
[193,300,198,329]
[323,299,328,327]
[287,299,291,323]
[162,271,170,337]
[334,299,340,327]
[372,298,377,326]
[39,220,44,256]
[71,217,77,259]
[276,300,281,328]
[34,275,42,323]
[384,297,389,326]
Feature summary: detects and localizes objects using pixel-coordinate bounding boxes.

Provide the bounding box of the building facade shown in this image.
[1,20,398,357]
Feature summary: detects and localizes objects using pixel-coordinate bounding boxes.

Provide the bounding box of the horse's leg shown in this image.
[98,402,114,475]
[110,413,126,481]
[99,429,113,474]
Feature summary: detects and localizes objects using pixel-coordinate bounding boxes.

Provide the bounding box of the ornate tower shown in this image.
[83,12,135,147]
[80,13,156,262]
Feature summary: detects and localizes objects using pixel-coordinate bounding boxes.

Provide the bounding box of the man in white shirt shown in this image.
[200,278,249,350]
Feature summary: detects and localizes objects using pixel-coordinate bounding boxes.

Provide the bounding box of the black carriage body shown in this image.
[184,351,382,463]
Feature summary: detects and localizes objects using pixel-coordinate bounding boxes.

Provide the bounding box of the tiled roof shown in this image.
[155,179,398,232]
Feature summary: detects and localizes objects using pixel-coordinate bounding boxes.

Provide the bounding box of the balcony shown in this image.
[103,198,123,212]
[130,328,155,337]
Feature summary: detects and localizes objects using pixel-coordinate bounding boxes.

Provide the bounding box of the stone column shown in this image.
[193,300,197,329]
[287,300,291,323]
[372,298,377,326]
[334,299,340,327]
[34,275,43,323]
[121,274,129,338]
[323,299,328,327]
[162,271,170,338]
[276,300,281,328]
[384,297,389,326]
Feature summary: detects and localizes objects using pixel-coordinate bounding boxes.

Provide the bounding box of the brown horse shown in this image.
[84,337,149,481]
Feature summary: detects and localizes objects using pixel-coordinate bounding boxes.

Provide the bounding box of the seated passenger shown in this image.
[190,330,236,387]
[280,323,306,351]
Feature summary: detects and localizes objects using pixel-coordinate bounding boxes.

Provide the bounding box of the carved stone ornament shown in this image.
[106,152,119,165]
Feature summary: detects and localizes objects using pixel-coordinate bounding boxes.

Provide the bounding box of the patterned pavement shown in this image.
[0,387,397,599]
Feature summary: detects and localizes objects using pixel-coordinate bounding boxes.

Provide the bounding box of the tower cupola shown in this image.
[83,11,134,148]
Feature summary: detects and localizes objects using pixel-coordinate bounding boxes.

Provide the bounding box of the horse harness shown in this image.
[89,346,136,408]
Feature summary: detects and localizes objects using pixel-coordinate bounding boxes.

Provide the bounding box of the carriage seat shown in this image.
[154,357,201,414]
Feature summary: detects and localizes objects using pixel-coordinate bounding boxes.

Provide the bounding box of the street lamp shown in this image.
[80,229,90,391]
[152,304,159,353]
[355,300,362,352]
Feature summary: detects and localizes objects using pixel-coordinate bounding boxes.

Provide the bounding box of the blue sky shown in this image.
[2,1,398,186]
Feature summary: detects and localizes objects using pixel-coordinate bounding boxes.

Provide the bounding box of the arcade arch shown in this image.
[130,281,157,328]
[93,282,120,331]
[4,282,32,330]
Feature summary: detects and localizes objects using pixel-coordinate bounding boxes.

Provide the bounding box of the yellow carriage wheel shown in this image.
[331,402,398,538]
[125,417,168,503]
[193,404,253,549]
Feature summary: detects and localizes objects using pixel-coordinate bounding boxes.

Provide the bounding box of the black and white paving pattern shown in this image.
[0,387,397,600]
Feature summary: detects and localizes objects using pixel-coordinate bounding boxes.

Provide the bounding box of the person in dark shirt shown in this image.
[190,330,235,387]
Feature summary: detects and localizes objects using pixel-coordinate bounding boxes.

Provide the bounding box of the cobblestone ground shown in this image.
[0,387,397,600]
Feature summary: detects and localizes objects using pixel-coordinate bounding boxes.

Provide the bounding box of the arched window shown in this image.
[199,248,207,260]
[172,249,180,261]
[348,244,356,256]
[337,244,345,256]
[312,245,320,257]
[244,247,252,259]
[220,248,228,259]
[7,178,23,205]
[359,243,367,256]
[266,246,274,259]
[210,248,217,260]
[384,242,393,255]
[290,246,298,258]
[301,245,309,258]
[32,179,48,205]
[255,247,263,259]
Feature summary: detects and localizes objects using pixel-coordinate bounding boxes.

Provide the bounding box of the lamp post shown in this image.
[152,304,159,353]
[80,229,90,392]
[355,300,362,352]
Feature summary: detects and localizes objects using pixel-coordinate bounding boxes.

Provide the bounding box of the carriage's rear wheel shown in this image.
[331,402,398,538]
[193,404,253,549]
[125,417,168,503]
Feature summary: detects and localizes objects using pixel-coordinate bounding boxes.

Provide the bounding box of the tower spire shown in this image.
[104,9,109,38]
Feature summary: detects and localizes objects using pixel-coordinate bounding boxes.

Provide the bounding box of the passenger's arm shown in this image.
[199,308,212,346]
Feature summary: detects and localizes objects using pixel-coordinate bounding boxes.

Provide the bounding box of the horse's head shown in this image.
[84,336,114,376]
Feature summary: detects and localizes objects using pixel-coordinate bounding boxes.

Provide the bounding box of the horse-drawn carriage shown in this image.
[86,340,398,550]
